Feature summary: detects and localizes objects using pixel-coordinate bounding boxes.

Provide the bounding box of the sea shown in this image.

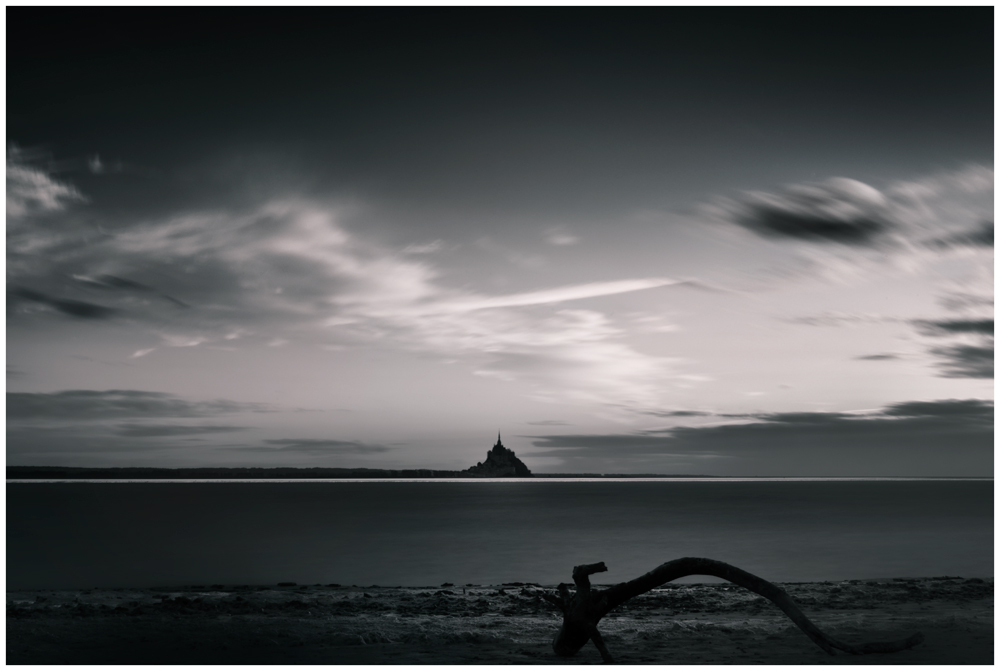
[6,479,993,590]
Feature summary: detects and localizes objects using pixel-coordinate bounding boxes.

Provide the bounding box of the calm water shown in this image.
[7,480,993,590]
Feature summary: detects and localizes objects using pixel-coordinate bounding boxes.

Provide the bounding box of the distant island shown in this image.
[463,433,533,477]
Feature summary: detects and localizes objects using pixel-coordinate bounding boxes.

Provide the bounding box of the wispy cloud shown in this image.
[707,165,993,249]
[115,424,248,438]
[7,390,272,421]
[6,186,707,409]
[790,312,901,327]
[8,287,118,319]
[702,165,994,286]
[232,439,392,454]
[6,146,85,218]
[416,279,682,314]
[928,220,993,249]
[545,228,579,246]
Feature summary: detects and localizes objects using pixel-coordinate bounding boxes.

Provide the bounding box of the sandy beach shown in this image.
[7,576,992,664]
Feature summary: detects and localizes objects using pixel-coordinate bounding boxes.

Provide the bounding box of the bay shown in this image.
[7,480,992,590]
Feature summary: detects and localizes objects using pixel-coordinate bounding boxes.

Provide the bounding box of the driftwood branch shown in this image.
[546,557,924,663]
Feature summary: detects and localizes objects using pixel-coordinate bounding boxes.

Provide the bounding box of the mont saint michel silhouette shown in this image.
[463,433,533,477]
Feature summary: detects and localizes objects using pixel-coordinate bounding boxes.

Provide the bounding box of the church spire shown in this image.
[496,431,502,447]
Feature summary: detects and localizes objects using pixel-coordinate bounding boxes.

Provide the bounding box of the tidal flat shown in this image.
[7,577,992,664]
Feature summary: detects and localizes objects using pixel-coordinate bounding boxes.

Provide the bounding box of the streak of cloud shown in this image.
[7,390,273,421]
[233,439,392,454]
[115,424,248,438]
[9,287,118,319]
[422,278,683,314]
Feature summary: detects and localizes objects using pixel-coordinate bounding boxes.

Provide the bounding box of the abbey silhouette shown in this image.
[464,432,532,477]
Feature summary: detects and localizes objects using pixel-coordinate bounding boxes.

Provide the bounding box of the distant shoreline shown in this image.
[7,466,721,480]
[6,465,991,483]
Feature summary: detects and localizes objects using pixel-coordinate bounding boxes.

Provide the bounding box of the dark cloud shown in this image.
[882,398,993,419]
[231,439,391,455]
[855,354,899,361]
[739,209,886,245]
[115,424,248,438]
[75,274,190,308]
[527,399,993,476]
[929,344,994,379]
[914,319,993,336]
[642,410,711,417]
[929,220,993,248]
[7,390,272,421]
[912,318,994,378]
[717,178,895,246]
[9,287,118,319]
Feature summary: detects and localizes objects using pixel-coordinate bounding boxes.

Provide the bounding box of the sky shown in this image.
[6,8,993,476]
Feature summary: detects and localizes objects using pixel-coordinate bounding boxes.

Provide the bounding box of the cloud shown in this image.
[939,291,993,312]
[526,420,570,426]
[7,390,272,421]
[72,274,189,308]
[115,424,248,438]
[545,229,579,246]
[6,183,705,409]
[527,399,993,476]
[232,439,391,454]
[6,146,85,218]
[929,344,994,379]
[790,312,900,327]
[87,154,104,174]
[914,318,993,336]
[929,220,993,248]
[9,287,118,319]
[422,278,683,314]
[702,166,993,290]
[914,318,993,379]
[855,354,900,361]
[882,398,993,418]
[710,177,896,246]
[402,240,445,254]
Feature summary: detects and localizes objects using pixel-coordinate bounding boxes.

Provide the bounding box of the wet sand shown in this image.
[7,577,992,664]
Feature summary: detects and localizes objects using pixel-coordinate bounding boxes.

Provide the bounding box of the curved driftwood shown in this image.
[543,557,924,663]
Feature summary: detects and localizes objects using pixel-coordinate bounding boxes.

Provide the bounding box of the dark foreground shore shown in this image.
[7,577,992,664]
